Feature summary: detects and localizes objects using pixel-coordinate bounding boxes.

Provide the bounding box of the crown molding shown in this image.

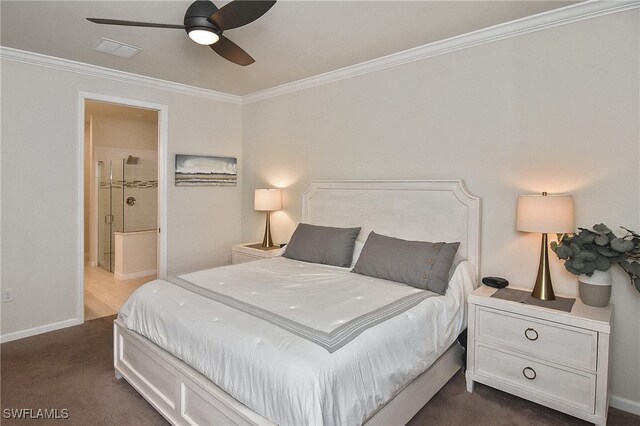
[242,0,640,104]
[0,46,242,105]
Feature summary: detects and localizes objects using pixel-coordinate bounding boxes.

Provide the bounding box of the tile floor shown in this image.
[84,263,155,321]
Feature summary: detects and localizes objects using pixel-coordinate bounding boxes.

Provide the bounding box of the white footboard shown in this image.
[114,318,462,426]
[113,319,275,426]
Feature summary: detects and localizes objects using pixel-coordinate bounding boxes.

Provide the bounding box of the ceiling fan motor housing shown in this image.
[184,1,221,35]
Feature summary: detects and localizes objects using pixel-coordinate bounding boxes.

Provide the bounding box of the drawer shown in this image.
[476,306,597,371]
[475,344,595,413]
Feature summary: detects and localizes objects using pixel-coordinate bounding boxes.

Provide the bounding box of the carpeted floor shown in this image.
[2,316,639,426]
[1,315,165,425]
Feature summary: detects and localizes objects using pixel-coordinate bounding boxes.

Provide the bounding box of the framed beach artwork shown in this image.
[175,154,237,186]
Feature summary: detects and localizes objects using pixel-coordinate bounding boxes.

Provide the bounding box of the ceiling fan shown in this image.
[87,0,276,66]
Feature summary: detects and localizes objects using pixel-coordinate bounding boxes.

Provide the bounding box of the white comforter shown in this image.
[120,257,477,425]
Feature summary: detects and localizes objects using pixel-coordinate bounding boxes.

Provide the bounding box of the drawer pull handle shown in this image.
[524,328,538,341]
[522,367,537,380]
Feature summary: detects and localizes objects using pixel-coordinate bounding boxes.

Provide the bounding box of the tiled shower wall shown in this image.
[123,155,158,232]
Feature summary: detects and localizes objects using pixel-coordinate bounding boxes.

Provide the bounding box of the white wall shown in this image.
[242,11,640,408]
[1,59,242,338]
[92,115,158,151]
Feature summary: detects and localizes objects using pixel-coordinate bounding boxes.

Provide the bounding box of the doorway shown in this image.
[82,97,165,321]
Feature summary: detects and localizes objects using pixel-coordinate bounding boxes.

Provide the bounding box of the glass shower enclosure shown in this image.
[98,159,124,272]
[97,155,158,272]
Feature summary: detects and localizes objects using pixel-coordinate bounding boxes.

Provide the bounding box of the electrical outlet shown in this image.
[1,289,14,303]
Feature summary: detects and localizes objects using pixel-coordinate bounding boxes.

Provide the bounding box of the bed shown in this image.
[114,180,481,425]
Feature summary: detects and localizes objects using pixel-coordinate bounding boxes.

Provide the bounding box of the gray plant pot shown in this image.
[578,270,612,307]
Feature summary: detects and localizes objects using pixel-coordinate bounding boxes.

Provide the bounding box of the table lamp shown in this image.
[516,192,575,300]
[254,188,282,248]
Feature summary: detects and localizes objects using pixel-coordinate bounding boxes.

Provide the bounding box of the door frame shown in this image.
[77,92,168,322]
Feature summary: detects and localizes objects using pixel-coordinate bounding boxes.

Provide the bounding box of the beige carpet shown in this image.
[2,316,639,425]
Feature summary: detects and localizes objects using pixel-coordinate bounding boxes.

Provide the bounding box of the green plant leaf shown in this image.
[574,251,588,261]
[596,246,621,257]
[611,238,634,253]
[621,260,640,276]
[577,229,595,243]
[582,261,597,275]
[553,245,572,259]
[593,223,612,234]
[594,234,609,246]
[611,254,627,264]
[595,256,611,271]
[569,242,582,255]
[584,251,598,261]
[565,262,580,275]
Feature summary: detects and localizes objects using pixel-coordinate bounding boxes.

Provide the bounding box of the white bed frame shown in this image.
[114,180,481,425]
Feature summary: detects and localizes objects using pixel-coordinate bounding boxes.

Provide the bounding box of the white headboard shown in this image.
[302,180,481,278]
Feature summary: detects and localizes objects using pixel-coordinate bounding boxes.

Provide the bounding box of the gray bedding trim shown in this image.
[164,275,436,353]
[448,258,465,281]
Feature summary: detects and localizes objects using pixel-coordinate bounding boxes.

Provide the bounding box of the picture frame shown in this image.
[175,154,237,186]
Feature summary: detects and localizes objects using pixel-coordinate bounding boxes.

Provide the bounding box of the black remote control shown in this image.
[482,276,509,289]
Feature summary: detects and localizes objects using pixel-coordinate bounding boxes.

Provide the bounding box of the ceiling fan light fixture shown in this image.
[188,28,219,45]
[87,0,277,65]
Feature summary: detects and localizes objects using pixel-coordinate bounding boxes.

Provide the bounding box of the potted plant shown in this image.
[551,224,640,306]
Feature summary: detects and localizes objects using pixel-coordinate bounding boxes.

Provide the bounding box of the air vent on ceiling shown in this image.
[92,38,142,59]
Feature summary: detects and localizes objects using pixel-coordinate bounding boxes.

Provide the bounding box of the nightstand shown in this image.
[231,242,282,264]
[466,285,612,426]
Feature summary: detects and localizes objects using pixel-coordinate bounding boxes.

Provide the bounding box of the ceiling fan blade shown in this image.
[87,18,184,29]
[210,35,255,66]
[209,0,276,31]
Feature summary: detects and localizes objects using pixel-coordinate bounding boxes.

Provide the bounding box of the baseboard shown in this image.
[0,317,82,343]
[114,269,156,281]
[611,394,640,416]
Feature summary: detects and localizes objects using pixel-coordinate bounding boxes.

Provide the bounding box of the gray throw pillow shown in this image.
[351,231,460,295]
[283,223,361,268]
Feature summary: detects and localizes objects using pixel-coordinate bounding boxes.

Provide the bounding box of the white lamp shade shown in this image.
[254,189,282,211]
[516,194,575,233]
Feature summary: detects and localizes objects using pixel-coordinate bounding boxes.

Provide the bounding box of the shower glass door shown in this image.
[98,159,124,272]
